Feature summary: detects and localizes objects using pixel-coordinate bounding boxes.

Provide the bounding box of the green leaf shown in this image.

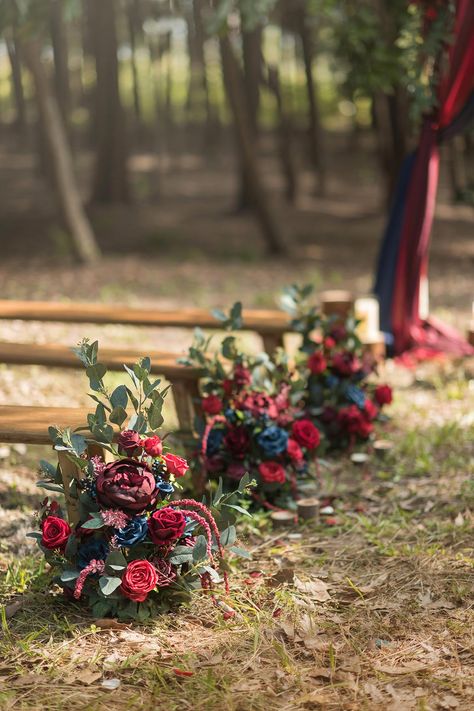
[110,385,128,410]
[36,481,64,493]
[213,477,224,506]
[211,308,227,322]
[39,460,57,478]
[124,364,140,388]
[81,514,105,530]
[109,406,127,427]
[192,535,208,563]
[99,576,123,596]
[143,377,161,398]
[220,525,236,547]
[237,471,252,493]
[147,401,164,430]
[229,546,252,559]
[105,550,127,571]
[222,503,252,518]
[26,532,42,540]
[60,569,80,582]
[70,433,87,456]
[86,363,107,391]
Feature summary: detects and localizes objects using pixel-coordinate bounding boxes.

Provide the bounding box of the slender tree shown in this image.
[49,0,71,125]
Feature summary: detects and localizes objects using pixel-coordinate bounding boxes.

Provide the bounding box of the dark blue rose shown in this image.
[326,375,340,389]
[345,384,366,409]
[225,407,237,423]
[77,538,109,570]
[114,515,148,547]
[257,426,289,457]
[156,478,174,500]
[206,428,225,456]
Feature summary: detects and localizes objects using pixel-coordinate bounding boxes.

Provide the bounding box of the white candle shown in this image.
[355,297,380,341]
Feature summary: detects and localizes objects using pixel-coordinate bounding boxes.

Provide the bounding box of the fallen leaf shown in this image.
[374,661,430,675]
[364,682,385,703]
[308,667,332,680]
[173,669,194,677]
[94,618,130,631]
[74,670,102,686]
[454,512,464,526]
[269,567,295,586]
[4,599,25,619]
[439,693,460,709]
[294,576,331,602]
[101,678,121,690]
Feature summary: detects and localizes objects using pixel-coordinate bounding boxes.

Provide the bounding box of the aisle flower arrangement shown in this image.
[282,285,393,450]
[180,304,322,506]
[29,340,250,621]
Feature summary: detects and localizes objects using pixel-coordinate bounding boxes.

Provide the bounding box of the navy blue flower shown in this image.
[114,515,148,547]
[345,384,366,409]
[206,428,225,456]
[224,407,237,423]
[257,426,289,457]
[77,538,109,570]
[156,479,174,500]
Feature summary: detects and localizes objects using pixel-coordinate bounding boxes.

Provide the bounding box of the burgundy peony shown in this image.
[307,351,327,375]
[143,435,163,457]
[205,455,226,473]
[41,515,71,551]
[240,392,278,419]
[287,438,304,463]
[338,405,365,435]
[153,558,177,588]
[148,508,186,544]
[118,429,143,455]
[374,384,393,406]
[96,458,157,514]
[227,461,247,480]
[224,427,250,459]
[332,352,361,377]
[292,419,321,450]
[120,559,158,602]
[258,461,286,485]
[163,453,189,478]
[202,394,224,415]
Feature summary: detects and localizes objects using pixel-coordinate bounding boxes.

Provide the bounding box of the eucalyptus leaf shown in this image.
[99,576,123,596]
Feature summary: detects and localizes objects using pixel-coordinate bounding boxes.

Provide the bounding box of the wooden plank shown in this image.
[0,300,289,336]
[0,341,200,380]
[0,405,91,444]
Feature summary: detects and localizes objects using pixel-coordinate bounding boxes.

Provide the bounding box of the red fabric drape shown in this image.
[391,0,474,356]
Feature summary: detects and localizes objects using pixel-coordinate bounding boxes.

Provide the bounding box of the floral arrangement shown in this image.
[282,285,393,450]
[180,304,321,506]
[29,340,251,621]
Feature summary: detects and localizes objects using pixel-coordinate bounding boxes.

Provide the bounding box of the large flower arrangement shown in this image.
[180,304,321,506]
[29,340,250,621]
[282,285,393,450]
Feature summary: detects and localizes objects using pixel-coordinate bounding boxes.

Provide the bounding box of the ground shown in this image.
[0,129,473,710]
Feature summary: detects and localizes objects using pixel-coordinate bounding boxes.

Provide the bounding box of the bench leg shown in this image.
[262,333,285,354]
[172,378,199,433]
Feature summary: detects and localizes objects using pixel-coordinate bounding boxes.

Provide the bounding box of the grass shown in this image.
[0,364,473,710]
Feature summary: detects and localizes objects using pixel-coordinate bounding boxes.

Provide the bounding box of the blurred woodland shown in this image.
[0,0,472,268]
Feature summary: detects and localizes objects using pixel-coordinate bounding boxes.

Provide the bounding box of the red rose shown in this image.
[148,508,186,544]
[357,419,373,439]
[287,438,303,463]
[163,453,189,478]
[258,461,286,485]
[364,399,378,421]
[118,429,143,455]
[338,405,363,434]
[222,379,234,397]
[41,515,71,551]
[96,458,157,514]
[227,461,247,480]
[332,352,361,377]
[202,395,223,415]
[224,427,250,459]
[292,419,321,450]
[120,559,158,602]
[324,337,336,350]
[374,384,393,406]
[233,363,252,389]
[143,435,163,457]
[308,351,327,375]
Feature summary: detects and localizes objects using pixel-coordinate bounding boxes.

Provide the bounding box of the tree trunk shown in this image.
[220,35,286,256]
[298,9,326,195]
[89,0,130,203]
[192,0,216,136]
[126,0,142,123]
[6,33,26,131]
[49,0,71,125]
[266,65,298,203]
[23,40,100,264]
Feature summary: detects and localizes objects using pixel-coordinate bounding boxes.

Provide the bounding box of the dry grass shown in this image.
[1,359,473,710]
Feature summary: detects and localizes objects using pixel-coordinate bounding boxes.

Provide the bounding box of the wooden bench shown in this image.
[0,405,97,523]
[0,300,290,353]
[0,342,200,433]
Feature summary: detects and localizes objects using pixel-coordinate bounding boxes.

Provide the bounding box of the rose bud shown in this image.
[202,394,224,415]
[374,384,393,406]
[291,419,321,450]
[118,429,143,456]
[143,435,163,457]
[163,453,189,478]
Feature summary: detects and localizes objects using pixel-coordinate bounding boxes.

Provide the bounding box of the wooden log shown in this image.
[320,290,354,322]
[57,450,84,525]
[270,510,295,528]
[373,439,394,459]
[297,497,320,521]
[261,332,285,355]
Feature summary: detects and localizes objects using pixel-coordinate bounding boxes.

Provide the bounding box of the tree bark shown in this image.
[266,65,298,203]
[89,0,130,203]
[126,0,142,123]
[220,35,286,256]
[23,40,100,263]
[49,0,71,125]
[298,9,326,195]
[6,33,26,131]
